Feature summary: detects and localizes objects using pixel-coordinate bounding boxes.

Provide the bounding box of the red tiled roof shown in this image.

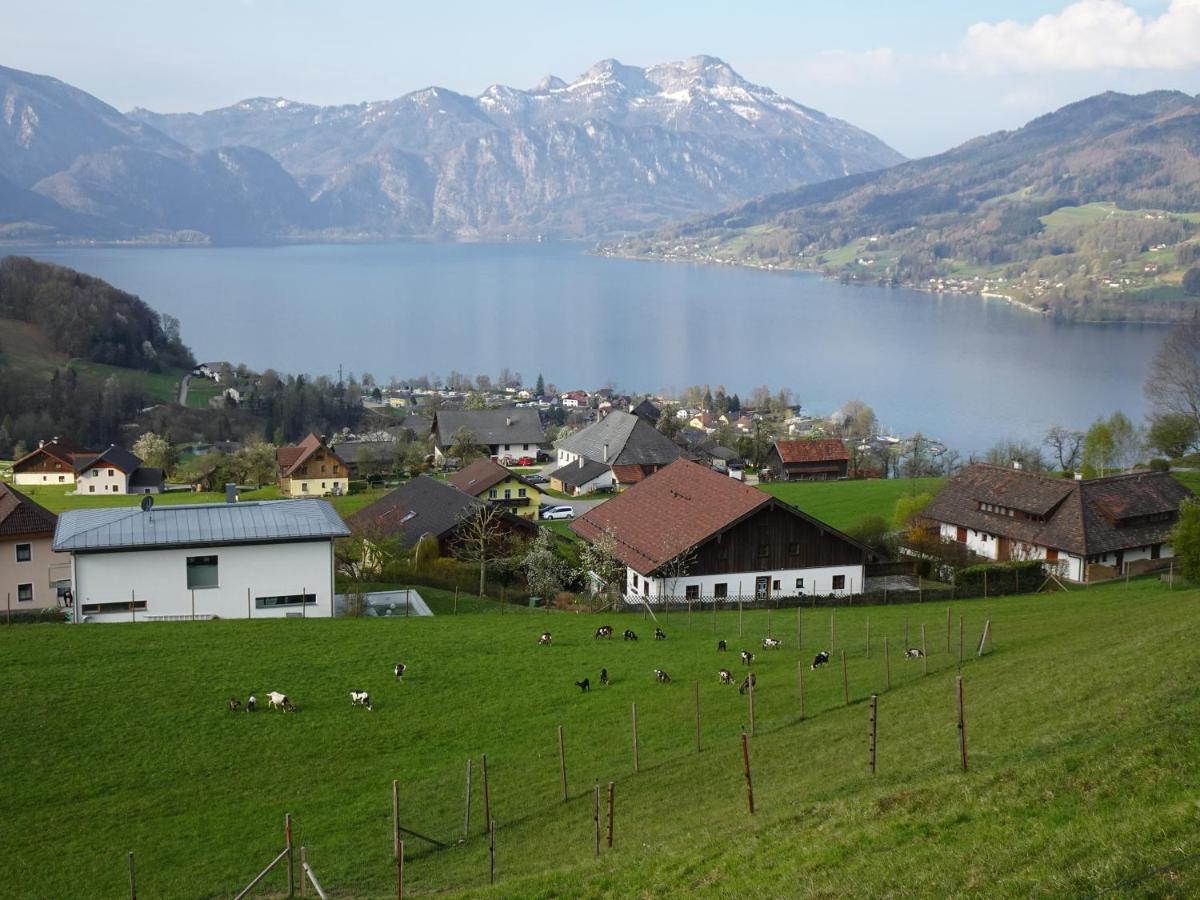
[449,457,535,496]
[571,459,769,575]
[611,464,648,485]
[276,433,325,477]
[0,483,57,538]
[774,439,849,464]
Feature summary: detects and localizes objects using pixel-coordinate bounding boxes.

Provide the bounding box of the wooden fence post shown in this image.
[748,671,756,736]
[869,694,878,775]
[957,676,968,772]
[741,730,755,814]
[285,813,294,898]
[977,619,991,657]
[606,782,615,848]
[713,595,718,632]
[5,592,10,626]
[481,754,491,832]
[398,841,405,900]
[127,851,136,900]
[841,650,849,705]
[884,636,891,691]
[593,783,601,858]
[392,781,401,899]
[463,758,473,838]
[767,607,772,637]
[557,725,568,801]
[299,846,307,898]
[738,596,743,637]
[921,624,928,675]
[631,704,640,773]
[694,682,702,752]
[984,568,988,599]
[488,819,496,884]
[454,586,459,614]
[191,589,195,621]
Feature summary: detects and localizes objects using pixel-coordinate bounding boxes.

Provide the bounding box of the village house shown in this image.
[923,464,1193,582]
[276,433,349,497]
[346,475,537,553]
[630,398,661,424]
[449,457,541,519]
[763,439,850,481]
[553,410,686,492]
[0,483,72,612]
[431,409,546,462]
[53,496,349,622]
[10,437,95,487]
[560,391,590,409]
[74,445,164,495]
[571,459,873,601]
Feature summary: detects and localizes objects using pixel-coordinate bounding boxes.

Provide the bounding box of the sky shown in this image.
[4,0,1200,158]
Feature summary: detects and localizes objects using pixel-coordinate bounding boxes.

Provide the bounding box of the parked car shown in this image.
[525,474,548,484]
[517,456,536,466]
[540,505,575,520]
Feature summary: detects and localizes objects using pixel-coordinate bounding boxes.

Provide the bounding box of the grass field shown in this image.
[3,579,1199,897]
[758,477,946,531]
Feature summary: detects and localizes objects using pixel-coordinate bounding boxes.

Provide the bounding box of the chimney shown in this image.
[1012,460,1022,470]
[578,456,585,469]
[225,483,238,504]
[603,443,609,463]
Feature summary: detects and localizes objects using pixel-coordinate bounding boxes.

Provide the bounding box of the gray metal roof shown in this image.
[53,499,350,552]
[433,409,545,448]
[556,411,685,467]
[554,458,610,488]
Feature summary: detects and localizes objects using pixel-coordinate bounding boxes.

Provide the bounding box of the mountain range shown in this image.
[604,90,1200,321]
[0,57,903,243]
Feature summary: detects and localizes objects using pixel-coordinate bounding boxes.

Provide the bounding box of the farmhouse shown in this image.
[53,498,349,622]
[432,409,545,461]
[10,437,95,487]
[346,475,537,553]
[630,397,661,424]
[550,457,612,496]
[74,445,164,495]
[276,432,348,497]
[571,459,872,602]
[449,457,541,519]
[924,464,1193,582]
[763,439,850,481]
[554,410,686,491]
[0,483,72,611]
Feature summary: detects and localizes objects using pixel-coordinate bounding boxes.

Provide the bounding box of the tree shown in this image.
[464,392,488,410]
[982,439,1045,472]
[657,545,698,603]
[657,405,681,439]
[1147,413,1199,459]
[522,529,573,600]
[1044,425,1085,473]
[577,527,624,594]
[232,441,279,487]
[449,428,485,462]
[1146,316,1200,435]
[454,504,510,597]
[1172,499,1200,582]
[1184,267,1200,296]
[893,492,933,530]
[535,373,545,397]
[132,431,179,475]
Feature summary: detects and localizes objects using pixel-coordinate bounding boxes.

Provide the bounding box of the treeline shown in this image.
[0,256,193,371]
[0,367,148,455]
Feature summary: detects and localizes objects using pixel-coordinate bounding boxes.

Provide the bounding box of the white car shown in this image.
[540,505,575,520]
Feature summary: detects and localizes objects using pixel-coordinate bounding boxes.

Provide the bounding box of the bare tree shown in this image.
[454,504,510,597]
[578,526,624,595]
[1146,316,1200,433]
[1044,425,1085,473]
[656,545,699,604]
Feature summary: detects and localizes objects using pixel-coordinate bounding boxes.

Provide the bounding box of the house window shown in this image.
[795,578,804,590]
[82,600,146,613]
[15,543,31,562]
[108,469,114,476]
[773,579,781,591]
[714,583,728,598]
[757,544,769,559]
[321,482,327,489]
[518,488,527,498]
[89,486,95,493]
[255,593,316,609]
[302,483,310,493]
[788,541,801,555]
[17,583,33,603]
[685,585,700,600]
[58,475,64,483]
[186,555,219,590]
[320,464,326,474]
[631,574,639,590]
[1046,548,1059,562]
[504,489,512,499]
[832,575,846,590]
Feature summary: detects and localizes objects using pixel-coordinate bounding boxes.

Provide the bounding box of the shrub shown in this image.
[1149,458,1171,473]
[954,560,1046,596]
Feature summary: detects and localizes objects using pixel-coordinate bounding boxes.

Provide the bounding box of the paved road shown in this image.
[177,373,191,406]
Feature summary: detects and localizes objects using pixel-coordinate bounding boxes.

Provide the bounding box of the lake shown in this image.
[10,241,1164,454]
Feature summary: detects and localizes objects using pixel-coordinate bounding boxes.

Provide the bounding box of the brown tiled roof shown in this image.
[11,437,95,472]
[925,464,1193,557]
[571,459,770,574]
[611,464,649,486]
[774,439,849,465]
[0,483,58,538]
[276,433,325,477]
[448,457,535,497]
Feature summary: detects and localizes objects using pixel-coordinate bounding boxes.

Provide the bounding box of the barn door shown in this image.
[755,576,770,601]
[996,537,1011,562]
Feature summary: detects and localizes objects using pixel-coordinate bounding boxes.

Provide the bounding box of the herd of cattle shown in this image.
[225,662,409,715]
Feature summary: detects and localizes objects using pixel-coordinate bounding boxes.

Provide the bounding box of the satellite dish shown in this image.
[140,495,155,513]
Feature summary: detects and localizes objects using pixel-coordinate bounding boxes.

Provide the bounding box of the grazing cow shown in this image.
[654,627,666,641]
[904,647,924,659]
[350,690,373,710]
[267,691,297,712]
[654,668,672,684]
[623,629,638,641]
[739,673,757,695]
[575,678,591,693]
[246,694,256,713]
[811,650,831,670]
[600,668,609,686]
[718,668,735,684]
[394,663,406,681]
[539,632,553,645]
[594,625,614,640]
[717,639,728,652]
[227,697,242,712]
[762,637,782,649]
[740,650,755,666]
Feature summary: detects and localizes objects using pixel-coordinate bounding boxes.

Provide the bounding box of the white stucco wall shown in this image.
[285,476,349,497]
[78,465,129,495]
[626,564,865,602]
[72,539,336,623]
[14,471,75,486]
[938,522,1086,581]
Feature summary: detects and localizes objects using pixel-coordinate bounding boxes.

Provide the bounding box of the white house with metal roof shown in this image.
[53,498,349,623]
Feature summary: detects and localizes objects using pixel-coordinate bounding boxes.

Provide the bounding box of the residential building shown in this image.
[561,391,590,408]
[554,410,686,491]
[449,457,542,519]
[630,398,661,425]
[75,445,164,495]
[346,475,537,553]
[550,457,612,496]
[432,409,545,461]
[332,440,396,478]
[53,498,349,622]
[764,439,850,481]
[571,459,872,601]
[11,437,95,487]
[924,464,1193,582]
[0,484,71,612]
[276,433,349,497]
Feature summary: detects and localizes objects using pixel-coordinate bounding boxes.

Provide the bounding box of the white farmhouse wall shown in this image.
[627,564,865,602]
[78,466,129,495]
[14,471,75,486]
[937,522,1084,581]
[73,540,336,623]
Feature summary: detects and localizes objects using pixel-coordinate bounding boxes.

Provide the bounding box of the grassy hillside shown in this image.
[758,476,945,531]
[2,580,1198,897]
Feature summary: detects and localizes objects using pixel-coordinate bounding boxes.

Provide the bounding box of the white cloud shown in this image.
[962,0,1200,71]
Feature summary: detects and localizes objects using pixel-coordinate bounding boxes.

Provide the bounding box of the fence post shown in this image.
[904,618,909,649]
[398,841,405,900]
[884,636,891,691]
[592,783,601,858]
[738,596,743,637]
[392,780,401,900]
[767,607,772,637]
[694,682,702,752]
[869,694,878,775]
[463,758,473,838]
[1170,559,1175,588]
[299,846,307,898]
[959,616,965,667]
[5,592,10,626]
[557,725,568,801]
[977,619,991,657]
[488,819,496,884]
[984,568,988,599]
[741,730,755,814]
[127,851,136,900]
[957,675,968,772]
[841,650,849,705]
[606,782,615,848]
[631,704,639,773]
[247,587,251,619]
[481,753,491,832]
[285,813,294,898]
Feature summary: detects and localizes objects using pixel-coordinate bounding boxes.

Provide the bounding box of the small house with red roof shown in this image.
[571,459,872,601]
[276,433,348,497]
[11,437,95,487]
[763,439,850,481]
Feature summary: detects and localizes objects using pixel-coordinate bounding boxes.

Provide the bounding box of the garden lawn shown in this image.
[757,476,946,532]
[3,580,1200,897]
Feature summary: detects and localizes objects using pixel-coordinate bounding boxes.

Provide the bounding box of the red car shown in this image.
[516,456,535,466]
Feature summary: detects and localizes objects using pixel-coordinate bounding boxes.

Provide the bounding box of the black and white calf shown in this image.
[717,639,728,652]
[811,651,831,670]
[904,647,924,659]
[599,668,609,686]
[654,628,666,641]
[394,663,407,681]
[718,668,735,684]
[594,625,614,639]
[267,691,297,712]
[739,673,757,695]
[350,690,373,710]
[227,696,242,712]
[575,678,591,693]
[623,629,638,641]
[740,650,755,666]
[654,668,672,684]
[762,637,782,649]
[539,632,553,645]
[246,694,257,713]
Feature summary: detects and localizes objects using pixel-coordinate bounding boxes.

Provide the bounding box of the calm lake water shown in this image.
[11,241,1163,454]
